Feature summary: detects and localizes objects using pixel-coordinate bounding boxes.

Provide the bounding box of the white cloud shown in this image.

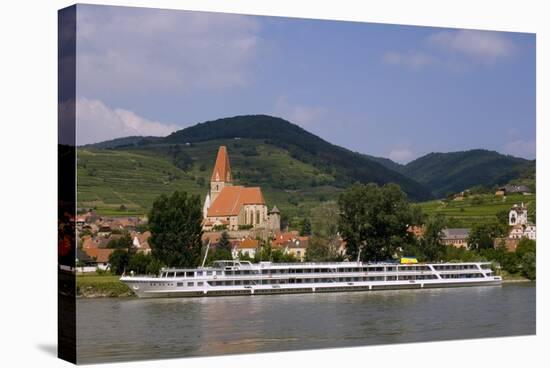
[273,96,326,126]
[388,148,414,163]
[503,139,536,159]
[383,29,515,71]
[76,6,260,97]
[383,51,437,70]
[76,98,180,145]
[428,29,515,64]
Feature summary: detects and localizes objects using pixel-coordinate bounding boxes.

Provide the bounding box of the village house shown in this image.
[407,225,426,239]
[82,248,118,271]
[496,185,532,196]
[508,223,536,240]
[507,203,536,241]
[232,238,259,259]
[441,228,470,248]
[285,237,309,262]
[97,225,112,238]
[132,231,152,254]
[76,249,100,273]
[270,231,310,261]
[202,146,281,232]
[509,203,528,226]
[81,235,99,250]
[272,231,300,248]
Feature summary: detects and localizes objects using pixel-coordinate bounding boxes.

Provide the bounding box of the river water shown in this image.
[76,283,535,364]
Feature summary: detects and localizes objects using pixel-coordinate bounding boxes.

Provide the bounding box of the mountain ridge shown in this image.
[84,115,534,200]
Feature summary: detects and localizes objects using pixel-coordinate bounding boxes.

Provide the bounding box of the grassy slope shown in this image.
[419,193,536,228]
[76,274,132,297]
[77,139,343,222]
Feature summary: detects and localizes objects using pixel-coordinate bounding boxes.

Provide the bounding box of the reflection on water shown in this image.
[76,283,535,363]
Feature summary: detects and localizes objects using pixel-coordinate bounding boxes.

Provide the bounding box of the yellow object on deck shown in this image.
[400,257,418,264]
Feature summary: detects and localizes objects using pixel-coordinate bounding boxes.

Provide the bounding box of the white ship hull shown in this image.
[121,261,502,298]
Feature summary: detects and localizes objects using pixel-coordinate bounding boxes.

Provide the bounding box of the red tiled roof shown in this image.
[272,231,298,246]
[239,239,259,249]
[138,231,151,244]
[84,248,119,263]
[202,232,222,243]
[207,186,265,217]
[211,146,232,182]
[82,236,98,249]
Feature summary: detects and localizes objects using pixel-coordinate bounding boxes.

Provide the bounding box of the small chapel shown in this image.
[202,146,280,232]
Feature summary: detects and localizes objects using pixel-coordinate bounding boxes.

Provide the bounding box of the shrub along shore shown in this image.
[76,274,133,298]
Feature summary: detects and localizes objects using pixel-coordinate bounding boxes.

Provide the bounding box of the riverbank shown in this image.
[77,274,133,298]
[500,271,533,283]
[76,272,533,298]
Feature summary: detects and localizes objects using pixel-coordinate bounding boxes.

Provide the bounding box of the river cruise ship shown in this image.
[120,260,502,298]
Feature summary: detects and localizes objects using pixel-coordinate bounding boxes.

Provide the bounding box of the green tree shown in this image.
[309,201,341,261]
[108,249,130,275]
[467,223,504,251]
[520,252,536,280]
[149,191,203,267]
[146,258,163,275]
[218,231,231,252]
[495,210,510,228]
[254,241,272,262]
[305,235,343,262]
[311,201,338,237]
[128,252,152,274]
[516,238,536,280]
[516,238,536,258]
[107,231,133,251]
[338,183,415,261]
[300,218,312,236]
[210,232,233,262]
[419,215,446,261]
[410,204,426,226]
[270,249,298,263]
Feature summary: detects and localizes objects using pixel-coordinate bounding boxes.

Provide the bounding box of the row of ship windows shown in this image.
[440,273,485,279]
[146,273,484,287]
[433,265,480,270]
[206,275,443,286]
[160,266,452,278]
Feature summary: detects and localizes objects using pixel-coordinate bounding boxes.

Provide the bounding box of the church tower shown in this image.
[210,146,232,203]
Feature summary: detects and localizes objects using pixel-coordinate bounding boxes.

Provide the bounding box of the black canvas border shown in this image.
[58,4,77,364]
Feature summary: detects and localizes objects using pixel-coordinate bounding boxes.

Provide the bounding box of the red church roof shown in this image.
[211,146,232,182]
[207,186,265,217]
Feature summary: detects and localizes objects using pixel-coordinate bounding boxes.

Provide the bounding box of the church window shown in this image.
[256,211,260,224]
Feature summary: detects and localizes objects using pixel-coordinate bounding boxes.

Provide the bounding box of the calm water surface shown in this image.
[76,283,535,363]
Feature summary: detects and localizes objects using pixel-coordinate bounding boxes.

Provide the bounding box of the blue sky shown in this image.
[75,4,536,163]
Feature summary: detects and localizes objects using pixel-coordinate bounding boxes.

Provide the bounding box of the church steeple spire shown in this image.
[210,146,232,203]
[211,145,231,183]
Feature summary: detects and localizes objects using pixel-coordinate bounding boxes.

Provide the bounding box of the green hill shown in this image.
[78,116,535,223]
[77,139,368,221]
[401,149,535,198]
[419,192,536,228]
[80,115,434,217]
[160,115,433,200]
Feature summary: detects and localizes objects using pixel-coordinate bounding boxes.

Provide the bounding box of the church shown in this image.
[202,146,280,232]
